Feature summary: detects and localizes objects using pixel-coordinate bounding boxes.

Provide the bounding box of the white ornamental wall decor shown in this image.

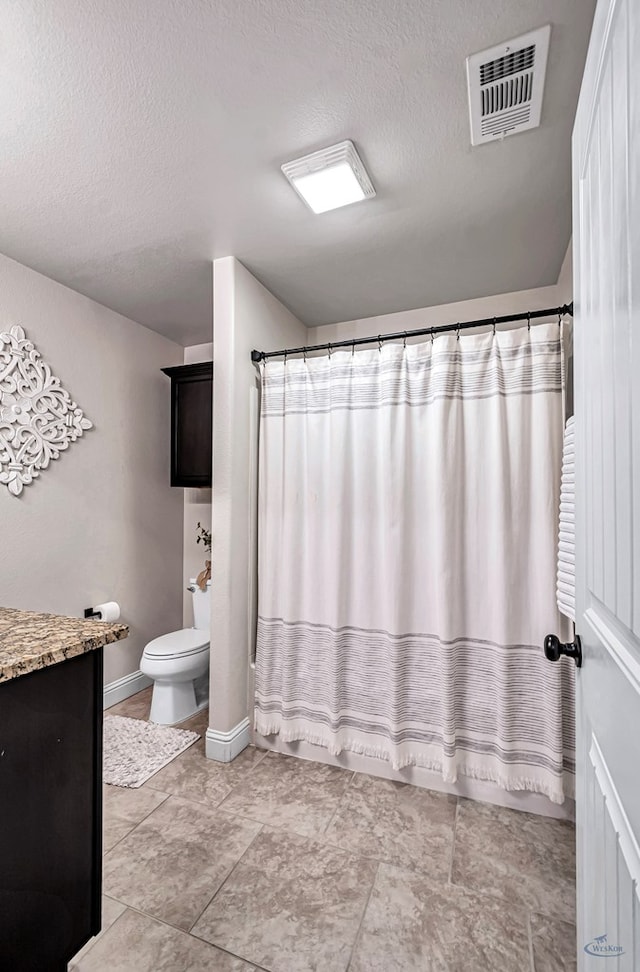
[0,325,93,496]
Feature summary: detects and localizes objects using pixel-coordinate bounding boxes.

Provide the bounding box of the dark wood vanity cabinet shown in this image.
[0,649,103,971]
[162,362,213,487]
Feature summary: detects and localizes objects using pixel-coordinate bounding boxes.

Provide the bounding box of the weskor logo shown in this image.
[584,933,624,957]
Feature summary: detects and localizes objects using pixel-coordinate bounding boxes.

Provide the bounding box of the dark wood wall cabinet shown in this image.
[162,362,213,487]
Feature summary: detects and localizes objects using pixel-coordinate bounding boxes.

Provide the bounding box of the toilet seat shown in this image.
[143,628,209,660]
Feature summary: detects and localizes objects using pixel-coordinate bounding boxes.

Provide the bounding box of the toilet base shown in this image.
[149,679,208,726]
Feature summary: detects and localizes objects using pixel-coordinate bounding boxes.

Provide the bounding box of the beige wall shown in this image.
[311,282,568,345]
[0,251,184,685]
[182,342,213,625]
[210,257,306,733]
[556,240,573,304]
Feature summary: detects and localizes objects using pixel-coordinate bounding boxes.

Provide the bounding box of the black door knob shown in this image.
[544,634,582,668]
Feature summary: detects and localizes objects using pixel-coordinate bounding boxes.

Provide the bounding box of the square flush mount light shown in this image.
[282,140,375,214]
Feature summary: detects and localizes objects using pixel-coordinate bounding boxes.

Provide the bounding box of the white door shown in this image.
[572,0,640,966]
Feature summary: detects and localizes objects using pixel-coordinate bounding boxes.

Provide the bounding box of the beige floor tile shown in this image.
[350,862,530,972]
[103,783,170,852]
[177,707,211,736]
[530,912,577,971]
[451,798,576,923]
[107,687,153,720]
[323,772,456,879]
[70,909,257,971]
[107,690,209,734]
[69,895,127,964]
[192,827,377,972]
[147,744,267,807]
[103,795,262,931]
[218,750,354,838]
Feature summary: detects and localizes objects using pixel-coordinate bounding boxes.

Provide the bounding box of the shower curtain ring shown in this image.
[283,349,288,365]
[327,342,332,358]
[351,340,355,356]
[558,310,562,328]
[527,312,531,332]
[430,328,435,344]
[378,334,382,352]
[403,331,408,349]
[456,323,460,342]
[493,317,497,336]
[303,346,307,362]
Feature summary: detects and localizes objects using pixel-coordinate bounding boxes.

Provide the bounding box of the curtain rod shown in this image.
[250,302,574,363]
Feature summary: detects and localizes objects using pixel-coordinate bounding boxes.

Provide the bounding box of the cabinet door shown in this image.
[173,371,212,486]
[0,649,103,970]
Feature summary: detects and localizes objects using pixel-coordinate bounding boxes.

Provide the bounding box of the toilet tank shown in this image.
[189,579,211,630]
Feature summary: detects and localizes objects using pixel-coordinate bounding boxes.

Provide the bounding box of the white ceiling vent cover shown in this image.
[466,25,551,145]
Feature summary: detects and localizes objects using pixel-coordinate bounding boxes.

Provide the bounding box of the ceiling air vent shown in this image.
[466,25,551,145]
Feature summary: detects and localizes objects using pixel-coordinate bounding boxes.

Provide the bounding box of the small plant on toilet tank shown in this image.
[196,522,211,556]
[195,522,211,591]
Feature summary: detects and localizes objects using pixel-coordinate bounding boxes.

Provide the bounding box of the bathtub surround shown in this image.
[0,251,184,688]
[208,258,307,760]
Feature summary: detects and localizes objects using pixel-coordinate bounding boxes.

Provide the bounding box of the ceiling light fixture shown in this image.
[282,140,375,214]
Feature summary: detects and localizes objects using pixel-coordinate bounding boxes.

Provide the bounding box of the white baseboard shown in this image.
[103,670,152,710]
[206,717,251,763]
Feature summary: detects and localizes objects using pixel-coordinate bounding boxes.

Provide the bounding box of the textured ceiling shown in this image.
[0,0,594,345]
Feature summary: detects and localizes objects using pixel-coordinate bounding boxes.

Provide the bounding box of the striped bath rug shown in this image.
[103,715,200,788]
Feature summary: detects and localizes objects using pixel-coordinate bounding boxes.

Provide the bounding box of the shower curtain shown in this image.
[254,321,575,804]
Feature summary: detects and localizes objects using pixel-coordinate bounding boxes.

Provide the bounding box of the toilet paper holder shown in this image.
[83,601,121,622]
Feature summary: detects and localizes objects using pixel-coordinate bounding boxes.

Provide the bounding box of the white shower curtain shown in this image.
[254,322,575,804]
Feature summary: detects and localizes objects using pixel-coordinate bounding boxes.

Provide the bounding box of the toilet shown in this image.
[140,579,210,725]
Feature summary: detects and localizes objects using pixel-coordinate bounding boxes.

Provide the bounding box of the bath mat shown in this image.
[103,715,200,788]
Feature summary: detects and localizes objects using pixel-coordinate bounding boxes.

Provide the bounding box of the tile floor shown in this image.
[70,687,577,971]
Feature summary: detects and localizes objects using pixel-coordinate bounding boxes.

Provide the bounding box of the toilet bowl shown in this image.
[140,579,210,725]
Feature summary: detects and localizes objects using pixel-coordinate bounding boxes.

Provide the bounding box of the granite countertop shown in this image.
[0,606,129,684]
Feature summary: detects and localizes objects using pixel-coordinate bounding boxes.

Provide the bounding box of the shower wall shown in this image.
[208,257,307,758]
[311,280,569,346]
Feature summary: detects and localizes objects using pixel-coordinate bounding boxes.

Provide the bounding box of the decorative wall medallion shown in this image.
[0,325,93,496]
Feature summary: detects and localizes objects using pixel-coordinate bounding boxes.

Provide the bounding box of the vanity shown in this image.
[0,607,128,971]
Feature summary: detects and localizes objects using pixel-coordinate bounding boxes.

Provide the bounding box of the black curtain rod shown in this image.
[251,302,574,363]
